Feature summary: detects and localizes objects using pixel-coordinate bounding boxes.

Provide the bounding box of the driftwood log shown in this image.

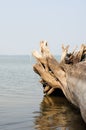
[32,41,86,123]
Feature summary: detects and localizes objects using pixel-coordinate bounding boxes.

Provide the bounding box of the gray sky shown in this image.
[0,0,86,55]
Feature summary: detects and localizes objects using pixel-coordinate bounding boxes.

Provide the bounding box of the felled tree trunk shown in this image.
[32,41,86,123]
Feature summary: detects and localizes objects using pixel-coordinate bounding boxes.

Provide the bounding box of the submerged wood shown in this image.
[32,41,86,123]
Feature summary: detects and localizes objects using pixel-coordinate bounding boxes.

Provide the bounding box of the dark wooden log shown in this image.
[32,41,86,123]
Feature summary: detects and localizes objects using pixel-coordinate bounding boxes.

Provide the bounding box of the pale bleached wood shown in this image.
[32,41,86,123]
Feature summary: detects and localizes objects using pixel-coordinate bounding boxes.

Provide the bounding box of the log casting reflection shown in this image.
[32,41,86,123]
[34,96,86,130]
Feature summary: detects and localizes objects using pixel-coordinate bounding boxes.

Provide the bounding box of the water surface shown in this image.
[0,55,85,130]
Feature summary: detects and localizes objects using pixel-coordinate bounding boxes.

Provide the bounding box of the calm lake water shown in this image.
[0,55,86,130]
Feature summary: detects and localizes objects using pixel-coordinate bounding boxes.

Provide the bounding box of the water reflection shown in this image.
[34,96,86,130]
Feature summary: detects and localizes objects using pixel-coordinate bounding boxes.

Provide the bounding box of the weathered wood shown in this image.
[32,41,86,123]
[66,61,86,122]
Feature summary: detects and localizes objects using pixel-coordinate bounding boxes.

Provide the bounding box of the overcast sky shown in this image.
[0,0,86,55]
